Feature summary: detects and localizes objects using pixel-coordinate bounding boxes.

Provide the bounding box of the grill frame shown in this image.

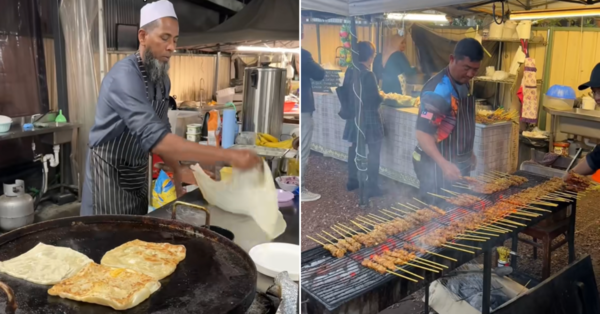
[301,171,573,312]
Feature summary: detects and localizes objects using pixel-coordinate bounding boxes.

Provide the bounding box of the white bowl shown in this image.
[276,176,299,191]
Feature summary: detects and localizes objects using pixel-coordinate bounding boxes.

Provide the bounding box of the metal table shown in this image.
[148,188,299,294]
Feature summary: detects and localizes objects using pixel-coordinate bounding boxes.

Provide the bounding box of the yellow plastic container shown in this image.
[220,167,232,181]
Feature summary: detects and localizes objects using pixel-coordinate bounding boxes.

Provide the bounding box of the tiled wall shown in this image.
[311,93,511,187]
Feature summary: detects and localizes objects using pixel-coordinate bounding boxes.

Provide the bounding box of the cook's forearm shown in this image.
[152,134,233,165]
[416,131,447,166]
[571,158,594,176]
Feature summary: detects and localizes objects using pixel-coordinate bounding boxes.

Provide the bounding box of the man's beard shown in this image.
[143,49,170,84]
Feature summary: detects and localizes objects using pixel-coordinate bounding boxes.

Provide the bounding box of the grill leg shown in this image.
[511,236,518,269]
[482,249,492,314]
[424,280,430,313]
[568,202,576,263]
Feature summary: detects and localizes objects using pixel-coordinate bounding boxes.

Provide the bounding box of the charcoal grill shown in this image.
[301,171,577,314]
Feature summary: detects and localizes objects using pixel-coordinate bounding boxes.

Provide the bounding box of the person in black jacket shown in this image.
[342,41,385,197]
[373,35,416,94]
[300,44,326,202]
[566,63,600,178]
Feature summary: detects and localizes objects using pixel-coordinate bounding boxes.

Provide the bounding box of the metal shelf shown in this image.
[484,37,547,45]
[473,76,543,86]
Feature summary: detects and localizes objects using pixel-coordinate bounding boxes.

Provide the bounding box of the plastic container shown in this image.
[553,142,569,156]
[275,176,299,191]
[284,101,296,113]
[489,22,504,38]
[543,95,575,111]
[186,123,202,135]
[221,109,237,149]
[186,133,201,142]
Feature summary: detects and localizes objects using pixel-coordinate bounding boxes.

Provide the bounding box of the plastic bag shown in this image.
[152,170,177,208]
[190,161,286,240]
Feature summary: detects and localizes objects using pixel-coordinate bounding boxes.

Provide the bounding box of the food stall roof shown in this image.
[177,0,299,50]
[301,0,483,16]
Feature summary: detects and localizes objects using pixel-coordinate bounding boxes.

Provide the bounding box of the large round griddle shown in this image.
[0,215,257,314]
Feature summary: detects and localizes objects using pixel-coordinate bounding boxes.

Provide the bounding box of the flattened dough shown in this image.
[0,242,93,285]
[101,239,186,280]
[48,262,161,310]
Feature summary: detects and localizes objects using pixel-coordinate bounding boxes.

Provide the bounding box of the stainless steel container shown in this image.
[0,180,34,231]
[241,67,287,139]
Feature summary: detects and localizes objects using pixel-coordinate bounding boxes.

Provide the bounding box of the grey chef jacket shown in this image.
[81,53,171,216]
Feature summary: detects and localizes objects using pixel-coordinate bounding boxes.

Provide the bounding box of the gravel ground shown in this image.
[302,153,600,314]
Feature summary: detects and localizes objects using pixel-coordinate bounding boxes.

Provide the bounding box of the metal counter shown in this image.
[148,188,299,294]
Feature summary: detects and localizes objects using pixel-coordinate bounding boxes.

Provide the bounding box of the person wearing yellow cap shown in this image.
[81,0,260,216]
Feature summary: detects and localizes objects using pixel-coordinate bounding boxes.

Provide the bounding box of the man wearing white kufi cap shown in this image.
[81,0,261,216]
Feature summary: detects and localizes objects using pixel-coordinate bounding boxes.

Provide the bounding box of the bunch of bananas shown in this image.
[255,133,295,149]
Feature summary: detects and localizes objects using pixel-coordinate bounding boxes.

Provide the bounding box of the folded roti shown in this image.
[101,239,186,280]
[48,262,161,310]
[0,242,93,285]
[191,161,286,240]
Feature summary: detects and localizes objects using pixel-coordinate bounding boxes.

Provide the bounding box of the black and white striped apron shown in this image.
[413,79,476,205]
[89,52,169,215]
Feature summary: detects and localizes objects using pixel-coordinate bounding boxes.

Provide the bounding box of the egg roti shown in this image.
[0,242,93,285]
[100,239,186,280]
[48,262,161,310]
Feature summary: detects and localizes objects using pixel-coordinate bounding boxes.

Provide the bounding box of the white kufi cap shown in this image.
[140,0,177,28]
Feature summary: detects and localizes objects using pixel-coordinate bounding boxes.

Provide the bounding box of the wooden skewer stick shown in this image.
[517,209,541,216]
[466,230,499,237]
[350,220,371,233]
[336,224,358,235]
[453,185,471,190]
[448,242,481,250]
[442,244,475,254]
[492,221,517,228]
[386,270,419,282]
[381,209,402,217]
[357,215,380,225]
[480,223,510,232]
[401,262,439,273]
[406,202,420,210]
[454,236,487,242]
[356,217,377,227]
[368,214,388,223]
[415,257,449,269]
[510,211,536,218]
[428,192,448,199]
[317,234,336,245]
[370,213,391,221]
[441,188,460,196]
[529,201,557,207]
[397,204,418,212]
[456,233,489,240]
[413,198,429,206]
[330,226,348,238]
[426,250,457,262]
[500,219,527,227]
[306,236,326,246]
[322,231,341,241]
[394,267,424,280]
[379,210,398,219]
[507,215,531,221]
[515,205,551,212]
[407,258,444,270]
[389,207,410,215]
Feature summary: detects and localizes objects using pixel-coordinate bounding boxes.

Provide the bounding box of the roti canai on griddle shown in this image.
[0,242,93,285]
[101,239,186,280]
[48,262,161,310]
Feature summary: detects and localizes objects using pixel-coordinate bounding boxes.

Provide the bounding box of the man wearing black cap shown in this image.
[565,62,600,176]
[412,38,484,204]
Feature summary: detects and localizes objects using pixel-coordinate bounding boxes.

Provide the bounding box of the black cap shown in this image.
[578,62,600,90]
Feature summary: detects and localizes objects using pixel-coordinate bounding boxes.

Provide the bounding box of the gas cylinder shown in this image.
[0,180,34,231]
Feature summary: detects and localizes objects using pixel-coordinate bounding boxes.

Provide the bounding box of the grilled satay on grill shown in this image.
[404,243,426,255]
[565,173,593,192]
[428,205,446,215]
[335,238,361,252]
[361,259,387,274]
[371,255,397,270]
[446,193,483,207]
[323,244,346,258]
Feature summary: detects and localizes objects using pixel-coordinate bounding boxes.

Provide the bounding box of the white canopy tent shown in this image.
[302,0,600,17]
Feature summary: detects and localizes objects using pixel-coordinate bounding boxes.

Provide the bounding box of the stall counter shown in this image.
[311,93,514,187]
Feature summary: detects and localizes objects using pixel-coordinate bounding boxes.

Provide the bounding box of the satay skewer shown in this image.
[426,250,457,261]
[368,214,388,223]
[428,192,449,199]
[370,213,391,221]
[391,207,413,215]
[306,235,326,246]
[415,257,449,269]
[500,219,526,227]
[379,210,399,219]
[466,230,499,237]
[384,208,405,217]
[404,203,420,210]
[441,188,460,196]
[351,220,371,233]
[454,236,486,242]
